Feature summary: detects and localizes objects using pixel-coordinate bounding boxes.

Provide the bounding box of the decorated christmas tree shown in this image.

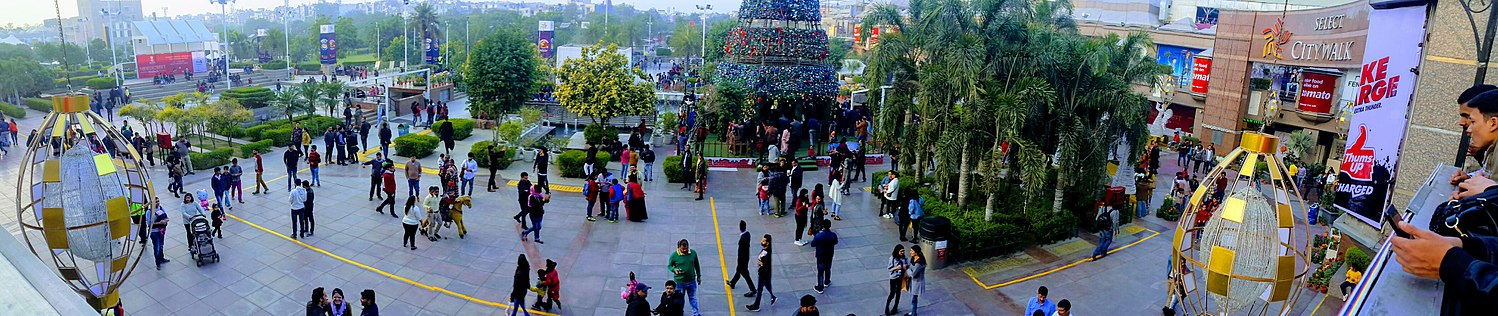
[716,0,838,120]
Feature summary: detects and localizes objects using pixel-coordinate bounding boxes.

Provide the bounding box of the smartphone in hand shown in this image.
[1385,208,1412,239]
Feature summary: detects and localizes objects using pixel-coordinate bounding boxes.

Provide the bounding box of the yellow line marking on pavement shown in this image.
[709,198,739,316]
[237,168,558,315]
[1427,55,1479,66]
[1308,291,1330,315]
[507,180,583,193]
[965,227,1162,290]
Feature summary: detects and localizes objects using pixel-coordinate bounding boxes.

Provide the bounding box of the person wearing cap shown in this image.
[626,282,653,316]
[795,295,820,316]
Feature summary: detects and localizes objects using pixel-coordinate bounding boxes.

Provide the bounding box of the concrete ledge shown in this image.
[0,231,98,314]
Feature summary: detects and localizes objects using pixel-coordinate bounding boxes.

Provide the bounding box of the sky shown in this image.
[2,0,745,27]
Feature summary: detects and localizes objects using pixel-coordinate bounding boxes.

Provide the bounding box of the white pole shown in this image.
[284,0,291,79]
[402,3,408,69]
[221,0,232,90]
[375,21,380,68]
[103,10,121,82]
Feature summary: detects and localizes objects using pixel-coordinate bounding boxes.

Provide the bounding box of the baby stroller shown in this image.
[189,214,220,266]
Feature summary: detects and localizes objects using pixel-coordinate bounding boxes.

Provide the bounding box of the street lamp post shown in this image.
[100,9,122,82]
[1457,0,1498,165]
[211,0,235,90]
[403,0,410,69]
[695,5,711,60]
[284,0,291,79]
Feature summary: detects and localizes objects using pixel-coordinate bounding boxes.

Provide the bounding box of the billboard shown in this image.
[1336,4,1426,226]
[1190,56,1212,95]
[424,31,440,64]
[539,21,555,59]
[1157,45,1203,89]
[319,24,337,65]
[191,51,207,73]
[136,52,195,78]
[1297,69,1340,114]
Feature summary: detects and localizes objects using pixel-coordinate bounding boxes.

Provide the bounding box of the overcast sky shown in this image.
[3,0,744,27]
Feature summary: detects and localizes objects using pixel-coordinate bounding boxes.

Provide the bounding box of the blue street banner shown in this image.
[539,21,555,59]
[319,25,337,65]
[424,31,440,64]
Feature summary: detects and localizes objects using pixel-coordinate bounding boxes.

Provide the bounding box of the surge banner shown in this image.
[1335,5,1426,226]
[319,25,337,65]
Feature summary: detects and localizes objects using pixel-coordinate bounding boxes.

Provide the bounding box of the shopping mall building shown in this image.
[1075,0,1481,213]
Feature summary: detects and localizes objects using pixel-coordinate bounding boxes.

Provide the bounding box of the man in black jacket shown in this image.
[359,118,372,150]
[625,284,653,316]
[488,145,504,192]
[654,281,685,316]
[641,147,656,181]
[439,120,455,155]
[513,173,532,230]
[379,123,393,157]
[726,221,756,295]
[283,147,301,191]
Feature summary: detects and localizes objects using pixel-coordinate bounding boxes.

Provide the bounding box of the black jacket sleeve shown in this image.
[1440,236,1498,302]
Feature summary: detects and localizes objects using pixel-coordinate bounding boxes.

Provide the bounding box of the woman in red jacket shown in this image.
[626,175,648,222]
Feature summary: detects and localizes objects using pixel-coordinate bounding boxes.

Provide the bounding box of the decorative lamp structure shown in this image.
[1168,132,1311,315]
[13,94,152,311]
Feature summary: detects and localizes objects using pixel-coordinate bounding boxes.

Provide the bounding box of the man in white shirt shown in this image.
[462,153,479,196]
[882,172,900,219]
[289,183,308,240]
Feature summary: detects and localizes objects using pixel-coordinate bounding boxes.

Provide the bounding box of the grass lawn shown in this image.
[185,134,239,152]
[339,54,377,65]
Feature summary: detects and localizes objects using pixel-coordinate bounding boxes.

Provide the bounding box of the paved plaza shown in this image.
[0,99,1345,315]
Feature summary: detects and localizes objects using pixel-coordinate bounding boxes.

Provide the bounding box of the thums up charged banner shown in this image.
[1335,4,1426,226]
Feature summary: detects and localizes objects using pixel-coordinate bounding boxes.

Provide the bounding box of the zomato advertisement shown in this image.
[135,52,195,78]
[1335,5,1426,226]
[1297,70,1339,114]
[1190,55,1212,95]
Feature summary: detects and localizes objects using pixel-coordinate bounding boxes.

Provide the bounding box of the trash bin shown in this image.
[919,216,951,270]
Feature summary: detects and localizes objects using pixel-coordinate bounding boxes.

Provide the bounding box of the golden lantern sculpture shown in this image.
[1168,132,1311,315]
[14,94,153,311]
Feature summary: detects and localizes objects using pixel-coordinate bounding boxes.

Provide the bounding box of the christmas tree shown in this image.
[716,0,838,120]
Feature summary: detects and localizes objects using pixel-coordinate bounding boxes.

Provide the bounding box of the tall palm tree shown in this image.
[319,81,348,117]
[294,83,322,119]
[412,3,440,49]
[269,89,305,122]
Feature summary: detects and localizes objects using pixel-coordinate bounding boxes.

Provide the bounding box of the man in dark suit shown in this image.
[725,220,756,296]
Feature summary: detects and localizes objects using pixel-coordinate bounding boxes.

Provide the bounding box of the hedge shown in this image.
[228,61,254,68]
[584,124,619,145]
[664,155,685,183]
[558,150,613,178]
[393,134,439,158]
[243,124,274,141]
[436,119,475,140]
[85,77,120,90]
[261,127,295,147]
[295,62,322,71]
[222,86,274,109]
[55,75,99,85]
[1346,247,1371,272]
[262,60,288,70]
[23,98,51,112]
[923,199,1030,261]
[471,141,518,170]
[0,102,26,119]
[237,139,274,158]
[189,148,235,170]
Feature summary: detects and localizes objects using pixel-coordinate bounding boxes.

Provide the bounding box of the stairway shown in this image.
[123,70,292,101]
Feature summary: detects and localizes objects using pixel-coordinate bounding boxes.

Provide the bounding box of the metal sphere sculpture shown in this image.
[1168,132,1311,315]
[13,94,153,311]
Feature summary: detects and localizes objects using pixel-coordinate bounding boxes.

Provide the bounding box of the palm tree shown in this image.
[319,81,348,117]
[412,3,440,54]
[269,89,306,122]
[294,83,322,119]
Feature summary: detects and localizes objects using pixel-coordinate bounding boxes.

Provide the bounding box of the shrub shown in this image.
[1156,196,1181,221]
[557,150,613,178]
[870,170,928,200]
[393,134,439,158]
[228,61,254,68]
[296,62,322,71]
[303,116,343,137]
[498,121,524,143]
[584,124,618,145]
[923,197,1030,261]
[261,127,295,147]
[85,77,120,90]
[243,124,274,141]
[189,148,234,170]
[1345,247,1370,272]
[1029,208,1078,244]
[23,98,51,112]
[237,139,274,158]
[471,141,518,170]
[436,118,475,140]
[0,102,26,119]
[664,155,685,183]
[222,87,274,109]
[262,60,288,70]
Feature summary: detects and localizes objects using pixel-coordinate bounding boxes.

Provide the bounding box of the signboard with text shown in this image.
[539,21,555,59]
[1232,0,1371,69]
[319,25,337,65]
[1335,4,1426,226]
[1190,55,1212,95]
[1297,70,1340,114]
[135,52,194,78]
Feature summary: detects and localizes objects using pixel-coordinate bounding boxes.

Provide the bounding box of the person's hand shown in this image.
[1452,170,1472,186]
[1391,221,1463,279]
[1456,175,1498,199]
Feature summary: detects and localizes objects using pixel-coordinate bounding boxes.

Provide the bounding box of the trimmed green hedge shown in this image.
[471,141,518,170]
[229,61,254,68]
[0,102,26,119]
[55,75,99,85]
[262,60,288,70]
[664,155,685,183]
[923,199,1030,261]
[222,86,274,109]
[1346,247,1370,272]
[243,124,273,141]
[394,134,439,158]
[558,150,613,178]
[23,98,51,112]
[296,62,321,71]
[261,127,295,147]
[436,119,475,140]
[584,124,618,145]
[237,139,274,158]
[189,148,235,170]
[85,77,120,90]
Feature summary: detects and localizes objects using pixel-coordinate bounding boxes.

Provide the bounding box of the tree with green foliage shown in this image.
[334,17,363,55]
[669,17,704,58]
[0,59,56,99]
[705,82,748,132]
[200,99,253,147]
[464,29,541,120]
[555,43,655,126]
[119,102,161,134]
[269,89,309,122]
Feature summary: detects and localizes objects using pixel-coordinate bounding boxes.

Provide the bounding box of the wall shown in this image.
[1397,3,1492,209]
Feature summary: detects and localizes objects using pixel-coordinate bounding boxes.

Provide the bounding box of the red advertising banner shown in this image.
[1189,56,1212,95]
[1297,70,1340,114]
[136,52,195,78]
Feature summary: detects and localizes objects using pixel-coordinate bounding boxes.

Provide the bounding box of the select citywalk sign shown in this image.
[1335,4,1426,226]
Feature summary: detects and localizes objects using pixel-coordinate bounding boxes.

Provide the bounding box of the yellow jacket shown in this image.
[1346,269,1362,284]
